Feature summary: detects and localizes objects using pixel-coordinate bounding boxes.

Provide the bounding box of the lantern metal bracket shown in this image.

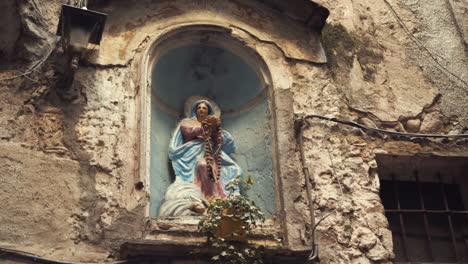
[56,4,107,95]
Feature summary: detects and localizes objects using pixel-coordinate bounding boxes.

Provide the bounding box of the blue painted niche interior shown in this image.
[150,44,275,217]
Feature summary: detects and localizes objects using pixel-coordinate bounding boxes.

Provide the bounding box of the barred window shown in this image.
[377,155,468,263]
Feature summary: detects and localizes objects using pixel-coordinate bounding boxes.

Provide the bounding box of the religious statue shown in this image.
[159,97,242,217]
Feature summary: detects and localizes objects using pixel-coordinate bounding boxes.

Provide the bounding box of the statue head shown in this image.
[196,102,210,122]
[190,100,214,120]
[185,97,221,119]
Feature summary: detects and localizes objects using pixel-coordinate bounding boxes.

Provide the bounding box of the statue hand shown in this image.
[191,202,206,214]
[206,115,221,130]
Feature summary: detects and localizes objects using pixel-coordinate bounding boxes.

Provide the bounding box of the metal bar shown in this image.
[393,174,409,262]
[463,215,468,261]
[453,178,468,260]
[439,174,460,263]
[385,209,468,214]
[415,172,434,261]
[298,123,316,229]
[297,121,318,261]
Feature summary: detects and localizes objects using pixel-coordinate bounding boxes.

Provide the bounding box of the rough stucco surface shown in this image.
[0,0,467,263]
[89,0,327,65]
[224,99,275,216]
[0,143,110,262]
[314,0,468,127]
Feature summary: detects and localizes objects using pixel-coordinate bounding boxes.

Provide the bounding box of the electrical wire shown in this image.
[298,119,346,261]
[0,38,58,82]
[299,113,466,261]
[307,149,345,261]
[383,0,468,89]
[304,114,468,139]
[0,246,127,264]
[309,145,345,252]
[0,0,91,82]
[297,121,318,260]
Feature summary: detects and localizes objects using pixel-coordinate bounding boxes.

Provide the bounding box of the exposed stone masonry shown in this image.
[0,0,467,263]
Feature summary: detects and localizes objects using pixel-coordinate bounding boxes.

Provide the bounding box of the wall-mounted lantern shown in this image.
[56,4,107,92]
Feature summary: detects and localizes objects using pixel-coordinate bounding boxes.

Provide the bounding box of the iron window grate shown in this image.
[380,173,468,263]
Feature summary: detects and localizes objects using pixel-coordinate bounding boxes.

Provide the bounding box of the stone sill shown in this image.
[118,217,311,263]
[120,240,311,264]
[144,217,281,245]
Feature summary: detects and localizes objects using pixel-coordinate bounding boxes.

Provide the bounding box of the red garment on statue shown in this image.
[180,122,226,199]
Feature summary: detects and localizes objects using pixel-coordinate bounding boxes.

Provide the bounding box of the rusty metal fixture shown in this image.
[296,118,319,261]
[257,0,329,31]
[56,4,107,93]
[57,4,107,53]
[384,173,468,262]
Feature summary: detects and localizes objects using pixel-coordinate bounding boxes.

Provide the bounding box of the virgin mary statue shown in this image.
[159,97,242,217]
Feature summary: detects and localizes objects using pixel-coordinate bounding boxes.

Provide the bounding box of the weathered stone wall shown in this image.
[0,0,467,263]
[291,0,468,263]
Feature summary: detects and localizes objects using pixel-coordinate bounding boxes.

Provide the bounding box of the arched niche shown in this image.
[143,26,277,217]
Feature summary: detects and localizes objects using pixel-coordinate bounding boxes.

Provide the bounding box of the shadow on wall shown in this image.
[321,23,384,82]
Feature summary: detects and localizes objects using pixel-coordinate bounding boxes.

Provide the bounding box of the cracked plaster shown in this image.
[87,0,327,66]
[0,0,467,263]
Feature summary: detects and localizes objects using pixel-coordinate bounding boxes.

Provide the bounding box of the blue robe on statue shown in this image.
[159,100,242,217]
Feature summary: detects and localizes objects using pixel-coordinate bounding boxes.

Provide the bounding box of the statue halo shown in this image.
[184,96,221,118]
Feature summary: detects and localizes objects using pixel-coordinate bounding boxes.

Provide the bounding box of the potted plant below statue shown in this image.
[198,175,266,264]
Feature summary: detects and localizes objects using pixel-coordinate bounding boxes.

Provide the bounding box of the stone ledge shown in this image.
[143,218,282,248]
[146,218,280,239]
[120,240,311,264]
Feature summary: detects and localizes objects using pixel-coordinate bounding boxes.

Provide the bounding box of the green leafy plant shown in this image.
[198,175,266,264]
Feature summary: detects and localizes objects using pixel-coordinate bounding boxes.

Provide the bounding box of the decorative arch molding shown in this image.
[101,0,328,251]
[93,0,327,66]
[138,23,281,212]
[134,22,307,249]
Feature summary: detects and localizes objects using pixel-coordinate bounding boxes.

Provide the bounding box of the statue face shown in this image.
[196,102,209,120]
